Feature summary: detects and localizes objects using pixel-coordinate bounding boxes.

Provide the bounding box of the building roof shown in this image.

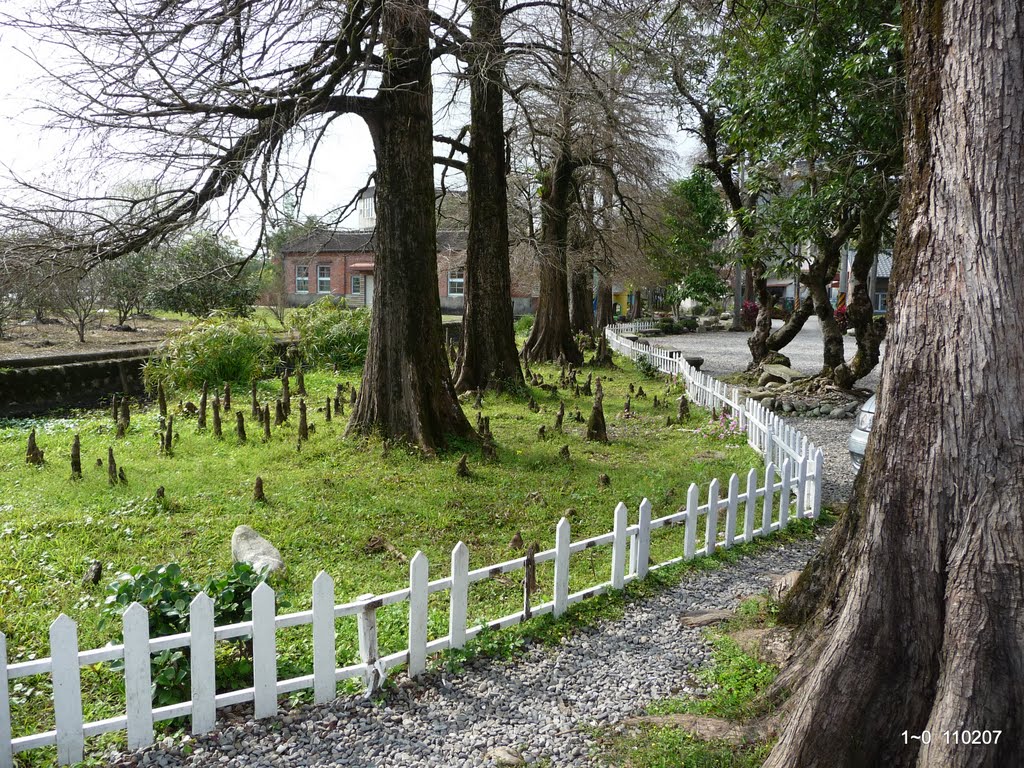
[876,249,892,279]
[282,228,467,255]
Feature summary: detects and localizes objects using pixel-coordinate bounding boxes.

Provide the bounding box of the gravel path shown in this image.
[112,539,821,768]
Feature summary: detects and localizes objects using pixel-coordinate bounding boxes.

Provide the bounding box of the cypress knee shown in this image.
[212,396,222,438]
[236,410,246,443]
[296,366,306,396]
[275,398,285,425]
[325,398,332,422]
[298,399,308,442]
[281,373,291,416]
[253,476,267,503]
[70,434,82,480]
[677,394,690,421]
[586,393,609,443]
[164,416,174,454]
[107,447,117,486]
[263,405,271,441]
[25,428,44,465]
[198,382,208,429]
[158,382,167,419]
[223,381,232,411]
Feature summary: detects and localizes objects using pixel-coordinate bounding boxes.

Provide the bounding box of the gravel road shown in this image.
[112,539,821,768]
[110,323,862,768]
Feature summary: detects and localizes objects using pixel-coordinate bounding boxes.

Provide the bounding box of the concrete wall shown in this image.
[0,356,149,418]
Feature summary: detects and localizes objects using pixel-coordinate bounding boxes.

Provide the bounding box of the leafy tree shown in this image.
[98,248,157,325]
[150,232,260,318]
[649,170,728,313]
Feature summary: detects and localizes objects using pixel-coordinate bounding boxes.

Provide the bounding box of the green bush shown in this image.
[635,355,661,379]
[287,298,371,370]
[514,314,535,334]
[100,562,274,706]
[143,316,276,391]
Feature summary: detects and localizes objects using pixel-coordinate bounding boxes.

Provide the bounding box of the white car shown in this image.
[848,395,876,471]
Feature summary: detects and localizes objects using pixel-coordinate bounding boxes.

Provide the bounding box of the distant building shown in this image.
[279,187,538,314]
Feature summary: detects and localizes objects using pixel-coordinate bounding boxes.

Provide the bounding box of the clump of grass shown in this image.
[143,315,276,391]
[605,727,772,768]
[287,298,370,370]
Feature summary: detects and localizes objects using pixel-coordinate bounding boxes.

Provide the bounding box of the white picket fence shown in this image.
[0,323,825,766]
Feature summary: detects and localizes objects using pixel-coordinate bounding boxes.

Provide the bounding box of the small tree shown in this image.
[151,232,259,318]
[50,263,105,342]
[98,248,156,325]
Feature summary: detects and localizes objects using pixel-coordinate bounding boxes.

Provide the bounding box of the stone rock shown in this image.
[758,371,785,387]
[829,406,848,418]
[761,363,805,383]
[485,746,525,766]
[781,401,794,413]
[683,356,704,371]
[231,525,285,574]
[678,609,734,628]
[761,351,792,367]
[769,570,802,602]
[731,627,794,666]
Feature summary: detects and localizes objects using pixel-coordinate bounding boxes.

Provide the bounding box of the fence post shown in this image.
[611,502,628,590]
[50,614,84,766]
[189,592,216,735]
[252,583,278,719]
[356,594,378,692]
[408,551,429,678]
[684,483,699,559]
[554,518,571,617]
[705,479,720,555]
[743,468,757,544]
[449,542,469,649]
[812,449,824,518]
[122,603,154,750]
[0,633,13,768]
[797,451,809,519]
[724,473,739,548]
[762,462,776,536]
[779,458,792,529]
[636,498,652,579]
[312,571,336,705]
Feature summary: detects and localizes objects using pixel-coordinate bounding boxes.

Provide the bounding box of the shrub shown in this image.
[143,316,276,391]
[287,298,371,370]
[741,300,759,331]
[635,355,661,379]
[514,314,535,334]
[100,562,274,706]
[833,304,850,333]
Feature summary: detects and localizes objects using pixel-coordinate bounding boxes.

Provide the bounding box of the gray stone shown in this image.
[231,525,285,574]
[486,746,526,766]
[829,406,848,418]
[758,371,785,387]
[762,363,805,383]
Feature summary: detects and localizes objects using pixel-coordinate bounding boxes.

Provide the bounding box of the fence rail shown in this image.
[0,322,824,766]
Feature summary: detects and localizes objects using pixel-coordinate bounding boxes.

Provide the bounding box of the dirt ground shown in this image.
[0,312,186,361]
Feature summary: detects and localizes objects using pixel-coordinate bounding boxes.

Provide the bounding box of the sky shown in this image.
[0,4,694,250]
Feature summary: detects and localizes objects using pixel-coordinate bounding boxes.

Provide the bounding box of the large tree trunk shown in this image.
[522,151,582,364]
[804,243,845,376]
[627,289,642,320]
[746,260,775,363]
[454,0,524,393]
[568,260,594,337]
[767,0,1024,764]
[595,269,614,328]
[348,0,474,452]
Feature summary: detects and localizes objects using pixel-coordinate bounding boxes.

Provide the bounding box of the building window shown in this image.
[317,265,331,294]
[875,291,888,312]
[295,265,309,293]
[351,275,363,295]
[447,268,465,297]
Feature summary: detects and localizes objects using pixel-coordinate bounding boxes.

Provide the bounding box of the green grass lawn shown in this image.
[0,355,760,759]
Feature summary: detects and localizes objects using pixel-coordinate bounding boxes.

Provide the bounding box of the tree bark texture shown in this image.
[522,151,583,364]
[569,261,594,337]
[767,1,1024,765]
[347,0,473,452]
[595,269,614,328]
[454,0,524,393]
